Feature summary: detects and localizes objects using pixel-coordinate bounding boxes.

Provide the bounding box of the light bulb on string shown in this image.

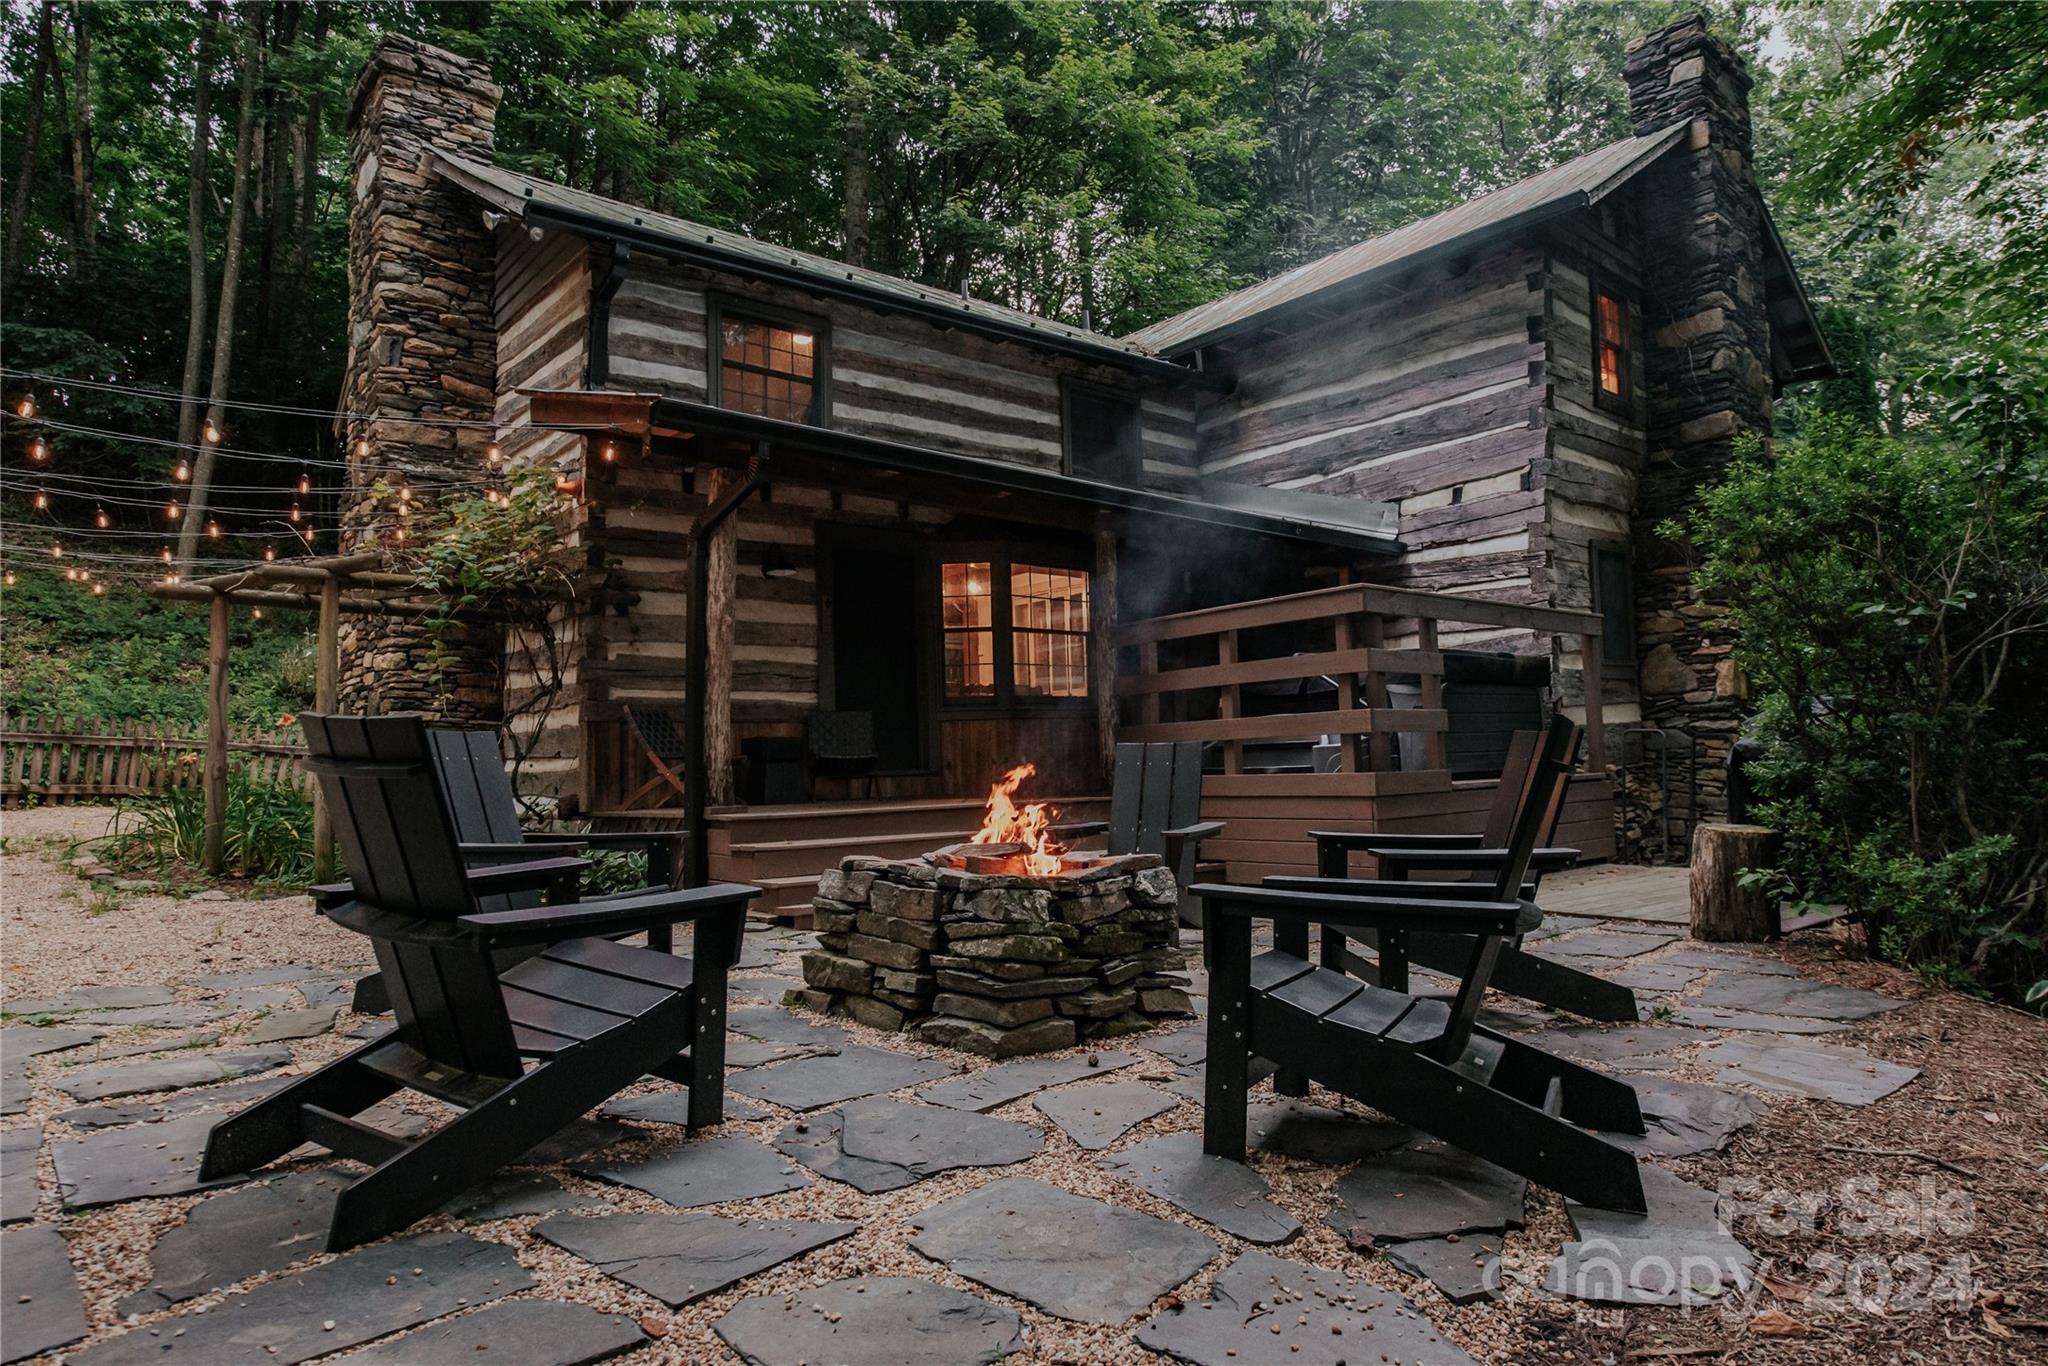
[163,571,180,586]
[30,436,49,462]
[485,443,501,466]
[93,581,106,596]
[262,545,276,561]
[251,606,261,618]
[353,438,370,458]
[3,571,14,587]
[49,543,62,559]
[206,519,221,539]
[166,500,182,521]
[601,440,618,464]
[173,458,190,481]
[398,484,412,503]
[32,489,48,510]
[94,506,110,529]
[159,546,173,563]
[14,394,35,418]
[63,567,76,581]
[203,417,222,444]
[296,470,311,496]
[288,503,302,523]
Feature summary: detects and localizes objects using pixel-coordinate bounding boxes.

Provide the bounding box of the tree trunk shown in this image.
[179,3,262,568]
[177,3,219,456]
[704,467,740,806]
[66,0,93,267]
[841,93,869,267]
[2,4,57,308]
[1689,823,1782,941]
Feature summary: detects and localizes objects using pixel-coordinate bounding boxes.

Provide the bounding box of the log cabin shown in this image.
[333,15,1830,913]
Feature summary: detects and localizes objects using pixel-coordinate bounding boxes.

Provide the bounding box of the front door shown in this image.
[826,540,926,771]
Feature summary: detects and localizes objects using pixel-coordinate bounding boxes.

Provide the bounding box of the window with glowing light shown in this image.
[711,301,826,424]
[939,555,1091,705]
[1592,278,1632,413]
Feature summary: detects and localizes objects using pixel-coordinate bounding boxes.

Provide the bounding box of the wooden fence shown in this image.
[1,716,309,804]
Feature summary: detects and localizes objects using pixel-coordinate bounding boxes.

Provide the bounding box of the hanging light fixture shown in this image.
[485,442,501,466]
[3,571,15,587]
[600,439,618,464]
[94,505,110,529]
[166,500,183,520]
[160,546,173,563]
[174,458,190,481]
[92,581,106,596]
[49,542,62,559]
[288,503,302,522]
[14,394,35,418]
[32,489,48,510]
[761,546,799,580]
[203,417,222,444]
[30,436,49,462]
[296,469,312,496]
[206,519,221,539]
[354,437,370,458]
[262,544,277,561]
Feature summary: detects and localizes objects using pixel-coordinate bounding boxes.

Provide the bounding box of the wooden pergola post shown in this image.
[202,590,231,874]
[312,572,342,880]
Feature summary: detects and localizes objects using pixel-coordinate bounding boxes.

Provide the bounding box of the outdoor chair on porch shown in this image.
[1264,728,1639,1022]
[1194,716,1648,1213]
[1057,741,1224,929]
[203,713,760,1252]
[621,704,688,809]
[806,708,879,798]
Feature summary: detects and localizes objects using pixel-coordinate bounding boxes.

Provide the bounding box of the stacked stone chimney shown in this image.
[336,36,504,718]
[1618,14,1773,856]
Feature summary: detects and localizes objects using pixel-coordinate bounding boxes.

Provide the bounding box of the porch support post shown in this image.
[1092,527,1118,782]
[1582,629,1606,771]
[311,571,341,881]
[202,590,230,875]
[684,445,767,887]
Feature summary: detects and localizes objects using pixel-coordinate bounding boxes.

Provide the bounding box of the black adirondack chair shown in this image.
[202,713,760,1252]
[1194,716,1648,1214]
[1267,729,1639,1022]
[806,709,879,798]
[621,704,688,809]
[1057,741,1223,927]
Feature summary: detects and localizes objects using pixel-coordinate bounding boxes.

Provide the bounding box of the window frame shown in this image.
[1588,539,1637,674]
[1060,376,1144,484]
[706,293,832,427]
[1588,270,1633,417]
[934,540,1096,715]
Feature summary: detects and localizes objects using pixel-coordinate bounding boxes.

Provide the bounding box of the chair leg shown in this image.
[1406,930,1639,1022]
[1476,1023,1646,1133]
[351,971,391,1015]
[1203,914,1253,1161]
[201,1045,399,1180]
[1268,919,1311,1099]
[326,1005,687,1251]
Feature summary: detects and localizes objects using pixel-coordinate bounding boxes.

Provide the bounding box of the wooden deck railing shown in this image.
[1,715,309,804]
[1112,582,1605,774]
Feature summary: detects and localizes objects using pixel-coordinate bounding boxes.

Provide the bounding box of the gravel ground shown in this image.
[3,811,2043,1365]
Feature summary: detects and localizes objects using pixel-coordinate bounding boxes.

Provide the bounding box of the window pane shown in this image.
[942,562,995,699]
[719,315,821,423]
[1068,389,1141,483]
[1596,293,1625,396]
[1012,564,1089,698]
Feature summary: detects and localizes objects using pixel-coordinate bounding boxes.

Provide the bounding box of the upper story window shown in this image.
[711,300,826,424]
[1063,380,1142,484]
[1592,281,1631,412]
[940,552,1092,706]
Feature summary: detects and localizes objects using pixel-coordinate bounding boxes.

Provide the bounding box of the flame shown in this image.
[971,763,1068,876]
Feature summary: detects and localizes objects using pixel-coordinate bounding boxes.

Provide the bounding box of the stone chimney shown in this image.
[336,36,504,719]
[1618,15,1773,854]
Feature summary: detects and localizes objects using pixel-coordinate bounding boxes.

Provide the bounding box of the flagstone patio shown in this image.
[2,809,2042,1364]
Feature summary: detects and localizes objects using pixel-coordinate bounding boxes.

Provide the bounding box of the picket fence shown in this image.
[0,715,309,804]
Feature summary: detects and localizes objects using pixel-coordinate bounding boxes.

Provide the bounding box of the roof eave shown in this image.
[430,151,1224,392]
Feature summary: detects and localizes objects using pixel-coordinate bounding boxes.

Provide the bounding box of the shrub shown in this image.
[1687,416,2048,1004]
[107,763,316,885]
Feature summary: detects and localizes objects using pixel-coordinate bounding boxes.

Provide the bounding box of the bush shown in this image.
[106,763,316,885]
[1687,416,2048,1005]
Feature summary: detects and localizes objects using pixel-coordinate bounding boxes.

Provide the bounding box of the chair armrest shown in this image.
[1375,846,1580,877]
[459,840,588,861]
[465,856,590,900]
[1263,874,1539,901]
[458,881,761,947]
[1190,881,1525,935]
[526,830,682,852]
[309,882,353,911]
[1311,830,1483,853]
[1164,820,1225,844]
[1053,819,1109,840]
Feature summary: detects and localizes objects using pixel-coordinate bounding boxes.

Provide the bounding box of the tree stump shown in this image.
[1689,823,1782,941]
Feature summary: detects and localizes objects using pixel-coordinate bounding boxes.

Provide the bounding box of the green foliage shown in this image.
[0,568,313,724]
[105,762,315,884]
[1687,419,2048,1003]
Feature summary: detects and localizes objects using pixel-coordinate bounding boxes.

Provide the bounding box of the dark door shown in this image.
[828,541,925,770]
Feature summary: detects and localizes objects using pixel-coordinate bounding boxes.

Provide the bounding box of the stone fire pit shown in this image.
[796,847,1195,1058]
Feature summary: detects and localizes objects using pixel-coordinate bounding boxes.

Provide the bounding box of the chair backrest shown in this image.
[1482,715,1580,905]
[1106,742,1203,862]
[807,709,876,761]
[428,726,534,916]
[301,713,523,1079]
[1476,729,1541,848]
[626,705,687,761]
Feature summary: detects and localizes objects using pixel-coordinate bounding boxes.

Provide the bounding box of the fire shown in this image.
[971,763,1068,876]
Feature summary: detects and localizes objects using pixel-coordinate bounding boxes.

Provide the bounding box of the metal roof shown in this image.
[429,151,1200,383]
[1125,127,1690,355]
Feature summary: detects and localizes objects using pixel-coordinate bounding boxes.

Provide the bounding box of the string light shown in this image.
[162,571,180,585]
[354,438,370,458]
[296,470,311,495]
[288,503,302,522]
[14,394,35,418]
[92,581,106,596]
[29,436,49,462]
[262,545,276,561]
[32,489,48,510]
[3,571,14,586]
[63,566,77,581]
[49,543,62,559]
[203,417,222,444]
[166,500,182,520]
[601,440,617,464]
[94,505,110,528]
[160,546,173,563]
[485,443,501,465]
[250,606,261,618]
[398,484,413,503]
[206,519,222,539]
[173,458,190,481]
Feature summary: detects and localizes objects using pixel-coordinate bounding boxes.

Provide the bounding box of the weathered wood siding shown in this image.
[1190,243,1550,650]
[492,227,594,799]
[1533,202,1648,738]
[604,257,1200,490]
